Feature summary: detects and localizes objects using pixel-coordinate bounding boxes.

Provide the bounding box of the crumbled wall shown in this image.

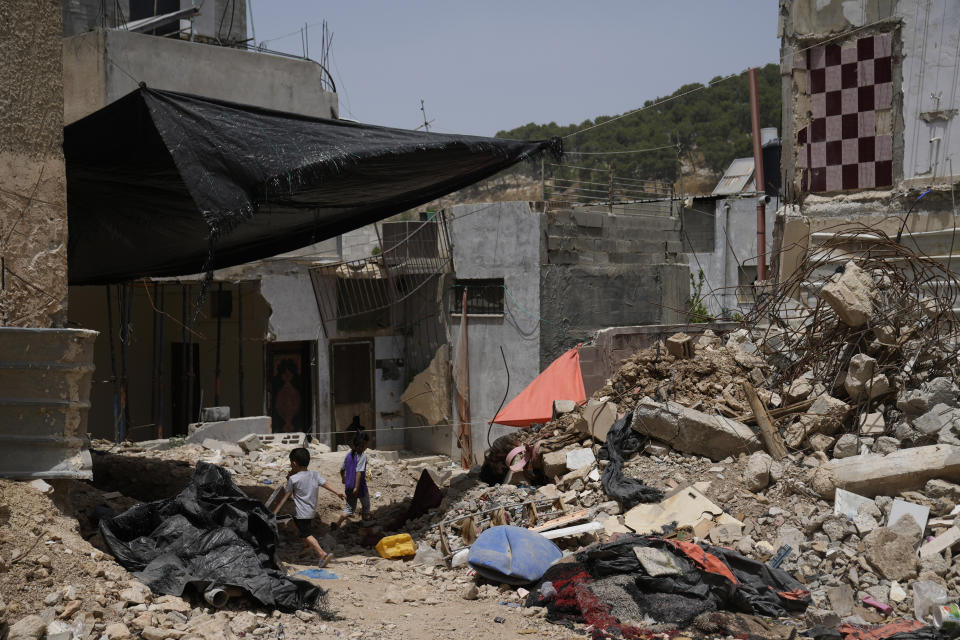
[0,1,68,327]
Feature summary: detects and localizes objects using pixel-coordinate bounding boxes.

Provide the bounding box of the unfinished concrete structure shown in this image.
[62,4,342,444]
[448,201,690,459]
[780,0,960,243]
[0,1,97,479]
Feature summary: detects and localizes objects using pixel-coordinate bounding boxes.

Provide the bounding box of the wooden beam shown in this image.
[742,381,788,460]
[735,398,814,425]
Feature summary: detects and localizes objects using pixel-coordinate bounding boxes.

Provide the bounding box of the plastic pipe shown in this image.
[204,588,229,608]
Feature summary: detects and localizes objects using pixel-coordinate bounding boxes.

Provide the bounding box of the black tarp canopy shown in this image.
[65,87,560,285]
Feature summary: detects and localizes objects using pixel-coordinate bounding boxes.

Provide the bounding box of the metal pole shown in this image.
[106,285,120,442]
[238,283,244,417]
[157,284,165,439]
[215,281,223,406]
[749,67,767,281]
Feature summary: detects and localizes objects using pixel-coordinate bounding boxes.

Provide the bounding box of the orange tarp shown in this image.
[492,346,586,428]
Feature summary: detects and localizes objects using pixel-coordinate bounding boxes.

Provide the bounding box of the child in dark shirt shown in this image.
[336,430,371,527]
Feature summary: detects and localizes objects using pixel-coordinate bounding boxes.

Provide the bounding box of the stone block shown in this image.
[553,399,578,416]
[785,377,813,403]
[863,526,918,581]
[859,412,885,436]
[565,447,596,471]
[833,433,859,459]
[573,210,604,228]
[578,399,617,443]
[794,395,850,445]
[742,451,772,491]
[237,434,262,453]
[665,332,693,359]
[200,406,230,422]
[201,439,244,457]
[914,404,960,436]
[631,397,760,461]
[186,416,272,444]
[823,444,960,498]
[542,450,568,479]
[844,354,890,400]
[819,261,876,327]
[368,449,400,462]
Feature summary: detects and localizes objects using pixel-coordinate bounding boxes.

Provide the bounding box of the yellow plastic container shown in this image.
[376,533,416,559]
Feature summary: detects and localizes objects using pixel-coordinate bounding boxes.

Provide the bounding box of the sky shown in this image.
[248,1,782,137]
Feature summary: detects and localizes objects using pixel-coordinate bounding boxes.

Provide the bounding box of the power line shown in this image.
[564,144,676,155]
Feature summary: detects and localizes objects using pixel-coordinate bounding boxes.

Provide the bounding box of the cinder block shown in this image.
[200,406,230,422]
[573,211,604,228]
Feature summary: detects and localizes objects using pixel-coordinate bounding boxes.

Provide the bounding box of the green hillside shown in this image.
[496,64,781,189]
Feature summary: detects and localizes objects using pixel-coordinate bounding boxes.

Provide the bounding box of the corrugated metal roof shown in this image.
[712,157,756,196]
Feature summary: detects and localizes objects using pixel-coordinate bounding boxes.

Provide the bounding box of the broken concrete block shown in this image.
[665,332,694,359]
[827,585,855,617]
[201,439,244,457]
[808,433,835,452]
[898,378,960,417]
[919,525,960,559]
[863,526,919,581]
[725,328,750,350]
[742,451,772,492]
[238,434,262,453]
[28,479,53,495]
[578,399,617,443]
[186,416,272,444]
[559,464,592,488]
[565,448,596,472]
[708,522,743,544]
[200,406,230,422]
[785,377,813,404]
[631,397,760,461]
[844,355,890,400]
[798,394,851,440]
[822,444,960,498]
[820,261,876,327]
[925,478,960,502]
[542,450,568,479]
[914,403,960,436]
[643,442,671,457]
[859,412,885,436]
[833,434,859,459]
[553,399,578,416]
[623,485,742,536]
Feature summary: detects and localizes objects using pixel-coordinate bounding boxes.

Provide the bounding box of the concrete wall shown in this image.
[579,321,738,396]
[63,29,338,125]
[448,202,542,462]
[686,196,778,317]
[540,207,690,369]
[0,1,68,328]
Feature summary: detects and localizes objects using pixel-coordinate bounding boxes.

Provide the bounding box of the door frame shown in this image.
[264,340,316,434]
[328,338,376,447]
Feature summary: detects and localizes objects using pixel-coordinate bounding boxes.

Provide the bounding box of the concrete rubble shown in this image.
[7,258,960,639]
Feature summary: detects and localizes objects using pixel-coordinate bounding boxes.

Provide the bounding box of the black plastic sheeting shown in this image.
[597,410,663,508]
[99,462,326,612]
[526,534,810,638]
[65,87,561,285]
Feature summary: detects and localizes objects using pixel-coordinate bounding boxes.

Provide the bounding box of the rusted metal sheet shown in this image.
[0,327,98,479]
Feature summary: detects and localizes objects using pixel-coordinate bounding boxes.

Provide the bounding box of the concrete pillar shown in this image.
[0,1,68,328]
